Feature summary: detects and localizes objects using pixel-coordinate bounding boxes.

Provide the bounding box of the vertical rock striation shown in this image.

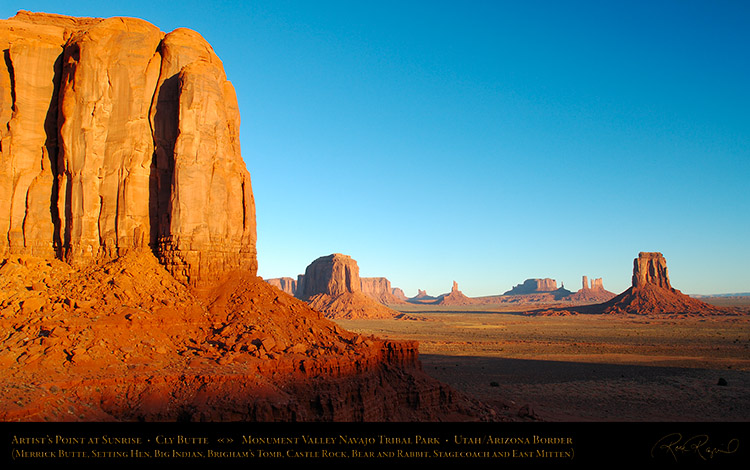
[0,11,256,285]
[632,252,671,290]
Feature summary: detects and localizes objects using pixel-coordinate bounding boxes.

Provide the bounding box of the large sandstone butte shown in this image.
[598,252,733,316]
[0,11,255,286]
[531,252,739,317]
[0,12,499,422]
[296,254,403,319]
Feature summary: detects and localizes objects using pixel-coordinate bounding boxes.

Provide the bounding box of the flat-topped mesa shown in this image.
[632,252,671,289]
[504,278,558,295]
[0,11,256,285]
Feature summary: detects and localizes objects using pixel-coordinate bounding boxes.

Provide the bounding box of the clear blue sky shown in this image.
[5,1,749,296]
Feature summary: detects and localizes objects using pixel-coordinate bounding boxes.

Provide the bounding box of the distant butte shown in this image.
[532,252,740,316]
[435,281,477,306]
[564,275,616,303]
[408,289,439,304]
[296,254,403,319]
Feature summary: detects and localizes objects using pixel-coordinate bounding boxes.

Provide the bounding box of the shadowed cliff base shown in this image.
[0,251,502,422]
[421,354,750,422]
[336,308,750,422]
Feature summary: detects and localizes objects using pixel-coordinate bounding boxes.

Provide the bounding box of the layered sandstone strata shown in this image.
[0,11,256,285]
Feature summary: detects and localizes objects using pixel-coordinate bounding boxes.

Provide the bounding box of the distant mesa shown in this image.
[266,277,297,296]
[502,278,572,301]
[564,276,616,303]
[296,254,402,319]
[360,277,408,305]
[504,278,560,295]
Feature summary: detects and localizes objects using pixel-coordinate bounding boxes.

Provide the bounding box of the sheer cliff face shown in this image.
[0,12,256,285]
[632,252,671,290]
[298,253,361,299]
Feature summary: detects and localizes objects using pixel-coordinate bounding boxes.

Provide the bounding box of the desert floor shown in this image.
[336,302,750,422]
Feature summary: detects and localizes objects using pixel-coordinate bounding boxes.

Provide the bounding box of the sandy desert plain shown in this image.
[336,298,750,422]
